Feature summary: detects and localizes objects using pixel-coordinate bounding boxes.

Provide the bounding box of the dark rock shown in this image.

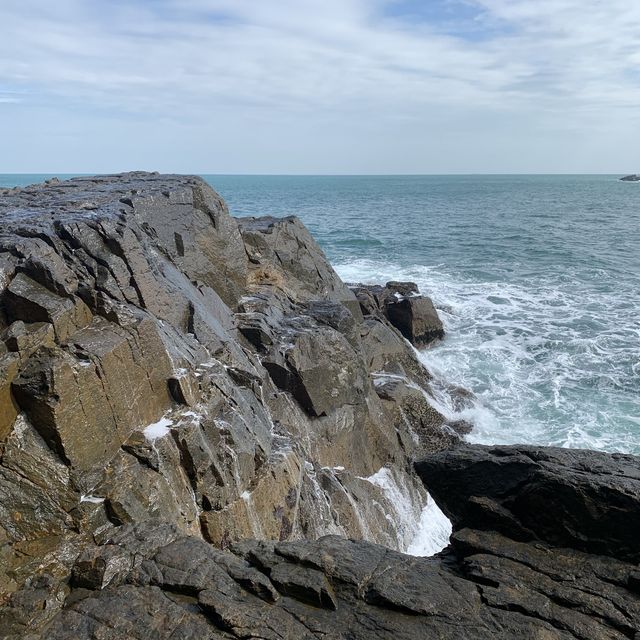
[620,174,640,181]
[71,545,132,590]
[24,521,639,640]
[383,287,444,347]
[416,444,640,562]
[0,173,479,638]
[5,272,92,342]
[350,281,444,347]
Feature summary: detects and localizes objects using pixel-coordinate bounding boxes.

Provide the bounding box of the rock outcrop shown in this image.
[350,281,444,347]
[2,174,636,639]
[0,173,460,633]
[619,174,640,181]
[3,443,637,639]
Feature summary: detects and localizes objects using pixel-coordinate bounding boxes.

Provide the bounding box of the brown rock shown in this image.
[0,354,20,440]
[5,273,92,343]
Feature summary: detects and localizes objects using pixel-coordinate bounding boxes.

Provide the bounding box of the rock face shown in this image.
[416,445,640,639]
[3,444,637,639]
[416,445,640,562]
[2,174,635,639]
[0,173,458,631]
[350,281,444,347]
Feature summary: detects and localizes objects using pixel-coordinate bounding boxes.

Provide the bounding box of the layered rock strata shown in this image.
[0,173,459,623]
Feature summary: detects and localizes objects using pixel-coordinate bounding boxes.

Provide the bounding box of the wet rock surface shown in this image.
[1,174,636,639]
[3,444,637,639]
[350,281,444,347]
[0,173,458,636]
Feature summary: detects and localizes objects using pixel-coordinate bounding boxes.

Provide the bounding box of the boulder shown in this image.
[416,444,640,562]
[350,281,444,347]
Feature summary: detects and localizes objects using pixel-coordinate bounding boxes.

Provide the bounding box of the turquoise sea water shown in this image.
[2,174,639,454]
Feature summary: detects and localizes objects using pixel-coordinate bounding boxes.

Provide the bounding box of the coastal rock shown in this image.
[0,173,460,619]
[619,174,640,181]
[350,281,444,347]
[238,215,362,318]
[5,173,636,640]
[14,438,640,640]
[416,444,640,562]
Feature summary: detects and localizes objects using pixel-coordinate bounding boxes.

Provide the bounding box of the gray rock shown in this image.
[0,173,474,637]
[350,281,444,347]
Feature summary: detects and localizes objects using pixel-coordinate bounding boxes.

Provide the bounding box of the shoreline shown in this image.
[0,173,637,638]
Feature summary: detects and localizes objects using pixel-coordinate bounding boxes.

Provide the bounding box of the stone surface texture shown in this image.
[1,444,637,639]
[0,173,457,635]
[1,174,636,639]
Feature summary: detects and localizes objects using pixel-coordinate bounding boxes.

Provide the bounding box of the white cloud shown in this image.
[0,0,639,172]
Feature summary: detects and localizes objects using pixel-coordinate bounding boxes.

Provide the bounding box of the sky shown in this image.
[1,0,639,174]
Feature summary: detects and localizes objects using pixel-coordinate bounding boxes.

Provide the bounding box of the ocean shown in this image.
[3,174,639,455]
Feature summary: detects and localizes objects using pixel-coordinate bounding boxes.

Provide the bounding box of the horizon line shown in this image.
[0,172,634,177]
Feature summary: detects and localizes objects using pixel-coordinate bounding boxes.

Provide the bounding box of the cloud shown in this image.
[0,0,639,172]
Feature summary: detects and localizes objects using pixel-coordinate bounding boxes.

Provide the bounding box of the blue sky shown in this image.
[1,0,639,173]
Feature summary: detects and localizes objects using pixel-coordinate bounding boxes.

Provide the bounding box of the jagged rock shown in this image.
[4,272,92,342]
[3,442,640,638]
[71,545,132,590]
[200,450,302,545]
[0,414,76,542]
[168,369,200,406]
[265,326,367,417]
[0,173,468,636]
[0,353,20,439]
[238,216,362,319]
[350,281,444,347]
[11,316,173,470]
[385,291,444,347]
[4,321,56,357]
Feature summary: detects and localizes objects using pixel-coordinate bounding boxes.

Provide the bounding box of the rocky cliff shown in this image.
[1,173,637,639]
[0,172,460,633]
[2,444,638,639]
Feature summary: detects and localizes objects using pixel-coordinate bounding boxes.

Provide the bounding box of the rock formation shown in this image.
[1,173,637,639]
[619,174,640,181]
[349,281,444,347]
[0,173,461,636]
[2,443,637,639]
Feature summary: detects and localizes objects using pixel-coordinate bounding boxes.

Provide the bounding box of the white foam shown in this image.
[363,467,424,551]
[335,257,640,455]
[407,494,453,557]
[143,416,174,441]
